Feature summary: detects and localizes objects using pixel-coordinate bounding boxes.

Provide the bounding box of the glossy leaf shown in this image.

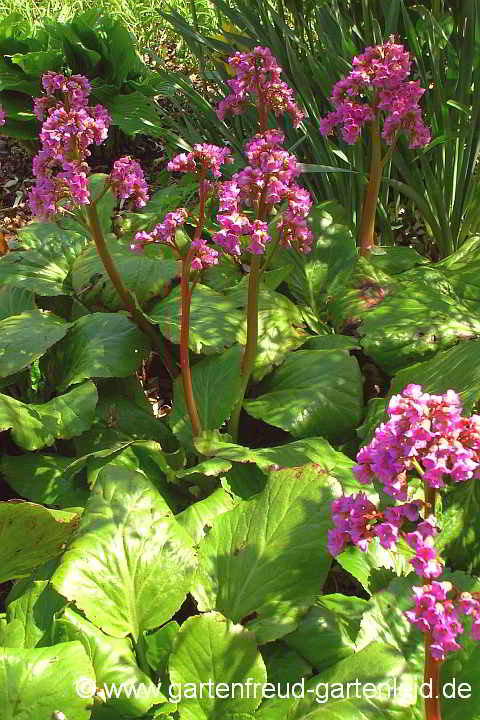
[169,612,267,720]
[244,349,363,442]
[0,381,97,450]
[0,311,69,378]
[0,642,95,720]
[52,466,197,639]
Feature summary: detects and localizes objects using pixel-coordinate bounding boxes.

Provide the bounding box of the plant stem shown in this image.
[423,475,443,720]
[180,245,202,438]
[178,176,208,438]
[228,254,261,440]
[85,204,174,378]
[358,117,383,256]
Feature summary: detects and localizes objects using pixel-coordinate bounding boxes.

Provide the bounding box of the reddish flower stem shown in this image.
[423,478,443,720]
[86,204,174,378]
[228,96,267,440]
[179,175,208,437]
[358,117,382,256]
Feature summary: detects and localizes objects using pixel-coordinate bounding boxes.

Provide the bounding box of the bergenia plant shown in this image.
[132,46,313,441]
[329,384,480,720]
[320,39,431,255]
[0,104,5,126]
[28,71,172,372]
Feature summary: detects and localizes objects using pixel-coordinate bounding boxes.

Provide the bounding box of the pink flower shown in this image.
[217,46,304,128]
[110,156,149,208]
[405,581,480,660]
[320,40,430,148]
[29,72,111,218]
[0,105,6,126]
[168,144,232,178]
[353,385,480,499]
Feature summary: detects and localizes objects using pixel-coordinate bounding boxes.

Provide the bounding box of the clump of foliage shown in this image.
[2,10,480,720]
[0,9,171,144]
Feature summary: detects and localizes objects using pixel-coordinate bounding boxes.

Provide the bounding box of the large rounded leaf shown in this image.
[0,223,87,296]
[55,607,167,715]
[168,612,267,720]
[390,340,480,411]
[0,310,70,378]
[149,284,243,355]
[168,346,243,447]
[52,313,150,390]
[0,642,95,720]
[229,286,308,381]
[6,560,67,649]
[0,502,79,583]
[256,642,414,720]
[193,464,339,631]
[72,236,179,310]
[359,282,480,373]
[2,454,89,508]
[0,381,97,450]
[0,285,36,321]
[52,466,197,639]
[244,349,363,442]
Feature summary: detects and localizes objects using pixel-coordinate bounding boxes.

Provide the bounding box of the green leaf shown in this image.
[6,560,66,648]
[52,313,150,390]
[194,435,361,495]
[368,246,429,275]
[0,642,95,720]
[0,381,97,450]
[244,349,363,442]
[168,612,267,720]
[0,223,88,295]
[440,479,480,575]
[285,594,368,671]
[390,340,480,412]
[257,642,415,720]
[336,538,412,596]
[150,284,243,354]
[106,91,174,138]
[168,346,243,447]
[0,619,24,648]
[261,642,312,691]
[1,454,89,507]
[52,466,197,639]
[193,465,338,630]
[0,286,36,321]
[225,283,308,381]
[10,49,63,75]
[73,377,177,454]
[359,282,480,373]
[176,487,237,544]
[0,310,69,378]
[0,502,79,583]
[72,237,179,310]
[54,607,167,715]
[273,202,356,316]
[145,621,179,677]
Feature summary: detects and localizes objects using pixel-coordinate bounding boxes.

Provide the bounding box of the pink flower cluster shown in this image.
[131,209,218,270]
[217,46,304,128]
[320,40,430,148]
[328,491,444,579]
[30,72,150,217]
[167,144,232,178]
[110,157,149,209]
[405,582,480,660]
[213,130,313,255]
[0,105,5,126]
[354,384,480,499]
[29,72,111,217]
